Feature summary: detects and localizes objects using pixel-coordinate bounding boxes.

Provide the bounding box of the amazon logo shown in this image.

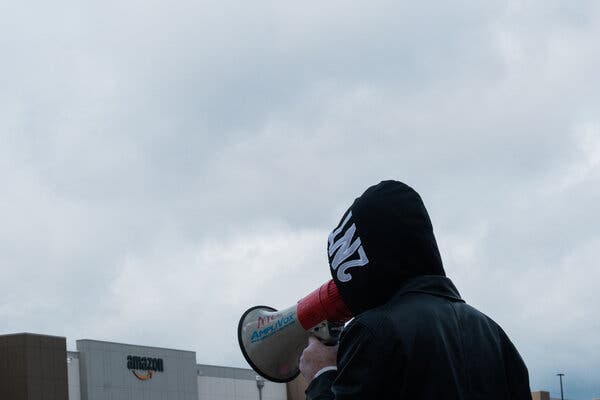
[127,355,164,381]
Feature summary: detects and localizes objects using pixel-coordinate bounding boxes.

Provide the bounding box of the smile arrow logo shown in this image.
[132,370,154,381]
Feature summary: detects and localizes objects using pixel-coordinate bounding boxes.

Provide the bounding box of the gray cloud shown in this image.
[1,1,599,398]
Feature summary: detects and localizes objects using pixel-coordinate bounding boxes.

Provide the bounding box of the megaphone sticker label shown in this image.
[250,313,296,343]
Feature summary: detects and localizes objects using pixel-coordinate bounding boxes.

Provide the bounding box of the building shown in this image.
[0,333,307,400]
[532,391,553,400]
[3,333,575,400]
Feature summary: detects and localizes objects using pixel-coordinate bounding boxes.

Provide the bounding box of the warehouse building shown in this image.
[0,332,306,400]
[2,332,573,400]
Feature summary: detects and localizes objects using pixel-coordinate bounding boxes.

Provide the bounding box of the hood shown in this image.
[327,180,445,315]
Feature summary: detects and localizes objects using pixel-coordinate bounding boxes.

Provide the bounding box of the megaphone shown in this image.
[237,279,352,382]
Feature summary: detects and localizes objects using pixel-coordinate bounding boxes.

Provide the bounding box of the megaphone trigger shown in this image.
[308,320,344,346]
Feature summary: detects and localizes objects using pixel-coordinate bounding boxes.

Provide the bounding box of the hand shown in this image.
[299,336,338,382]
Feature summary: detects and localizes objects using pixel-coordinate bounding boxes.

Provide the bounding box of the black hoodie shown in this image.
[327,180,445,315]
[306,181,531,400]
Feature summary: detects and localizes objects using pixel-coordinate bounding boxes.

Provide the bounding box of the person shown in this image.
[299,180,531,400]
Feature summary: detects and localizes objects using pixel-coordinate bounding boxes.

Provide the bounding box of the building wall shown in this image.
[197,364,286,400]
[66,341,288,400]
[286,375,308,400]
[197,376,285,400]
[532,391,551,400]
[67,351,81,400]
[76,340,198,400]
[0,333,68,400]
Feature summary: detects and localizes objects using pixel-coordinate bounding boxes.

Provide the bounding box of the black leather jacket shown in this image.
[306,276,531,400]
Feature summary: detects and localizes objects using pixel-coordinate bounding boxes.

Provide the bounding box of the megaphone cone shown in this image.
[237,280,352,382]
[237,305,308,382]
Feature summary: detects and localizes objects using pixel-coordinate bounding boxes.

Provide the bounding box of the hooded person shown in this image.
[300,180,531,400]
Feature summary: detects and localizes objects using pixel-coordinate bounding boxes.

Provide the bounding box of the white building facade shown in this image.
[66,339,287,400]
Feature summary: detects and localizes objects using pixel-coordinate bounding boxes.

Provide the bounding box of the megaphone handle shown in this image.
[309,320,344,346]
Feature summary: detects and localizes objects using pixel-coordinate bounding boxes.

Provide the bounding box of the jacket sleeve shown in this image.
[499,327,531,400]
[305,319,393,400]
[305,370,336,400]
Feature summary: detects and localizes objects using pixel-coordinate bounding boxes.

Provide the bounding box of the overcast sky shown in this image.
[1,0,599,398]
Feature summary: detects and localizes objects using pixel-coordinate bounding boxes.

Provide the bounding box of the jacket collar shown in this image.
[394,275,464,303]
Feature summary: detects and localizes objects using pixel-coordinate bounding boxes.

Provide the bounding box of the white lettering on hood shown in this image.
[328,211,369,282]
